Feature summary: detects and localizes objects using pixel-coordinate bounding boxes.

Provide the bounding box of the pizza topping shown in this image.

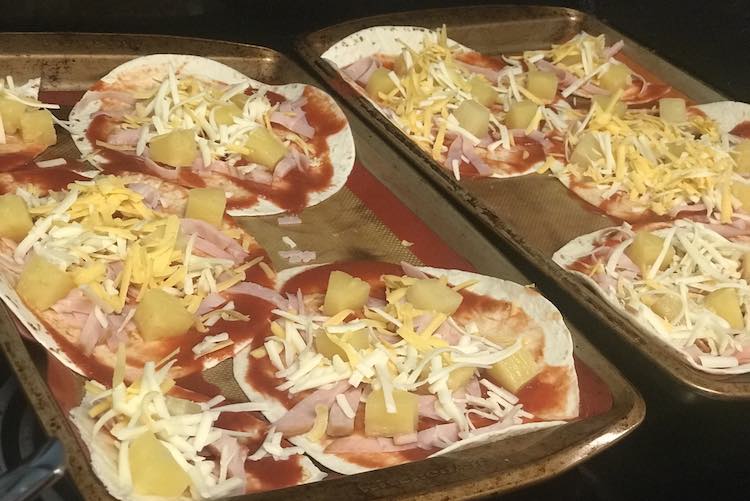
[0,76,59,148]
[73,350,308,499]
[259,265,555,455]
[10,176,266,352]
[563,220,750,369]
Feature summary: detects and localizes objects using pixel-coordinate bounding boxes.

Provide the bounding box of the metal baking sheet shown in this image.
[0,33,642,500]
[296,5,749,399]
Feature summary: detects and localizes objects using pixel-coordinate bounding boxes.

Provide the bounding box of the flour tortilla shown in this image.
[68,54,355,217]
[234,263,578,475]
[553,225,750,375]
[694,101,750,136]
[0,172,274,381]
[323,26,544,179]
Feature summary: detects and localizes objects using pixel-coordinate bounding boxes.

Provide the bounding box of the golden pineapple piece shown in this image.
[505,100,539,130]
[741,252,750,281]
[0,194,32,242]
[129,432,190,497]
[659,98,687,123]
[322,270,371,316]
[244,127,288,168]
[165,396,202,415]
[134,289,194,341]
[70,262,107,286]
[469,75,498,107]
[487,347,539,393]
[365,68,396,99]
[230,92,250,108]
[184,187,226,227]
[406,278,463,315]
[650,295,682,322]
[592,95,627,117]
[733,140,750,174]
[599,63,632,93]
[364,389,418,437]
[213,103,242,126]
[0,97,28,135]
[16,254,75,311]
[704,288,744,329]
[345,329,371,351]
[526,70,559,102]
[558,54,581,67]
[666,142,686,158]
[625,231,675,274]
[20,109,56,147]
[570,132,601,166]
[149,129,197,167]
[732,181,750,209]
[447,366,476,390]
[454,99,490,138]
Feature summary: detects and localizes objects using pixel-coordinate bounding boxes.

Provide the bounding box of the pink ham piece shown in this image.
[393,432,418,445]
[209,435,248,480]
[327,388,361,437]
[434,321,462,346]
[80,309,105,355]
[143,156,179,181]
[107,127,141,146]
[51,289,94,315]
[271,98,315,139]
[196,293,227,315]
[274,381,349,437]
[244,166,273,185]
[444,135,464,171]
[192,235,236,261]
[400,261,428,279]
[343,57,380,84]
[418,395,443,421]
[604,40,625,59]
[325,435,417,454]
[180,218,248,263]
[416,423,459,450]
[226,282,287,309]
[126,182,161,208]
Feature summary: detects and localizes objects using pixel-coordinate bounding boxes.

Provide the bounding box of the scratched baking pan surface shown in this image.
[0,33,641,500]
[296,5,749,399]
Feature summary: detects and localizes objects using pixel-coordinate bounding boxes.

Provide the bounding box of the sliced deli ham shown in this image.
[327,389,361,437]
[274,381,349,437]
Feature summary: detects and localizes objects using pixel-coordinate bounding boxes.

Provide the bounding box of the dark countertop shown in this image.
[0,2,747,500]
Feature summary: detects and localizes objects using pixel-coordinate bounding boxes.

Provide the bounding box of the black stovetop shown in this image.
[0,1,748,500]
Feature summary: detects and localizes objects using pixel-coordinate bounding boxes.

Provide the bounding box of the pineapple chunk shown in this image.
[733,141,750,174]
[487,347,539,393]
[741,252,750,281]
[315,329,370,361]
[20,110,56,147]
[570,132,601,167]
[405,279,463,315]
[454,99,490,138]
[505,100,539,130]
[625,231,675,274]
[165,396,202,415]
[599,63,632,93]
[704,288,744,329]
[659,98,687,123]
[526,71,559,102]
[185,188,226,227]
[364,389,418,437]
[149,129,197,167]
[650,295,682,322]
[213,103,242,126]
[322,271,371,316]
[469,75,498,107]
[732,181,750,209]
[16,254,75,311]
[134,289,194,341]
[0,194,33,242]
[0,97,28,135]
[592,95,627,117]
[130,432,190,497]
[230,93,250,109]
[559,54,581,67]
[244,127,288,168]
[366,68,396,99]
[447,366,476,390]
